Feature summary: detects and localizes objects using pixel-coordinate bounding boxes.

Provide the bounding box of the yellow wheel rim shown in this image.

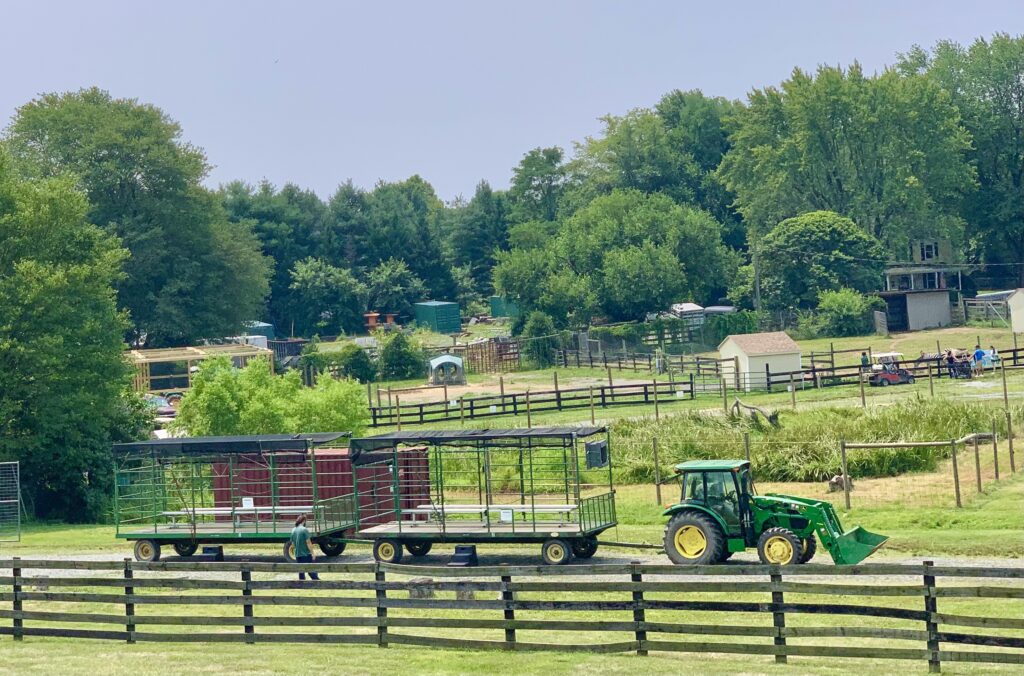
[547,543,565,562]
[764,536,795,564]
[287,544,295,558]
[138,542,153,559]
[674,525,707,559]
[379,543,395,560]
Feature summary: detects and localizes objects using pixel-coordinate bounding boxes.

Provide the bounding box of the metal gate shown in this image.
[0,462,21,542]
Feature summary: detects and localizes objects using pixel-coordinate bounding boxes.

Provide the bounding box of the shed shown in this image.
[1009,289,1024,334]
[429,354,466,385]
[414,301,462,334]
[718,332,802,391]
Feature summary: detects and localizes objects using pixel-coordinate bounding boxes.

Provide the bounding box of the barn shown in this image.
[719,331,802,391]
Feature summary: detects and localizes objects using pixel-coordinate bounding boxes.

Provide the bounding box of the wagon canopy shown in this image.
[113,432,350,458]
[349,426,606,461]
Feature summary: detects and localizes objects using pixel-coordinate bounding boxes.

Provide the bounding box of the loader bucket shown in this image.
[829,526,889,565]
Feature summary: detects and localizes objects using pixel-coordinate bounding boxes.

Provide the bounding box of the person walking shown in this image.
[290,515,320,581]
[972,344,986,378]
[860,352,870,373]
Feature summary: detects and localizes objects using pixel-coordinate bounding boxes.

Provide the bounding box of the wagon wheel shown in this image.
[283,541,297,563]
[134,539,161,562]
[173,542,198,557]
[318,540,346,557]
[405,541,433,557]
[373,539,404,564]
[570,537,598,559]
[542,538,573,565]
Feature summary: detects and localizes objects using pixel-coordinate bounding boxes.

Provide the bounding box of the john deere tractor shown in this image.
[662,460,887,565]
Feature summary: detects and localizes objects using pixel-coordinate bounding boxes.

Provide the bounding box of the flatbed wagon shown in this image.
[348,426,617,565]
[113,433,362,561]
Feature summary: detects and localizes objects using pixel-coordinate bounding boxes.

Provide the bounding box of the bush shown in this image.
[521,311,558,367]
[816,288,883,337]
[332,343,377,383]
[376,331,425,380]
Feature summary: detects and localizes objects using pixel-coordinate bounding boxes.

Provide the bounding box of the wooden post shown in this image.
[632,567,647,656]
[124,559,135,644]
[722,378,728,414]
[607,366,614,403]
[1008,410,1016,474]
[928,362,934,397]
[1001,360,1009,408]
[526,390,532,427]
[765,363,772,392]
[387,386,393,408]
[951,440,962,508]
[936,339,941,355]
[733,356,740,390]
[554,372,561,410]
[395,395,402,431]
[366,382,373,408]
[12,557,22,641]
[459,398,465,426]
[973,435,982,493]
[242,567,254,644]
[770,570,787,664]
[589,387,596,425]
[744,432,751,464]
[859,371,866,409]
[992,421,1000,481]
[499,376,506,413]
[689,373,695,400]
[653,379,660,420]
[375,566,388,647]
[923,560,940,673]
[789,374,796,410]
[375,384,382,408]
[501,574,515,646]
[443,383,448,409]
[839,441,851,509]
[1015,333,1020,366]
[652,439,662,505]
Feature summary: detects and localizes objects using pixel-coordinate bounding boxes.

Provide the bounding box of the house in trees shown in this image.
[879,239,963,332]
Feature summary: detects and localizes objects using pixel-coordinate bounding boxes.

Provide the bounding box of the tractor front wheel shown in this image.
[757,528,803,565]
[663,512,725,565]
[799,536,817,564]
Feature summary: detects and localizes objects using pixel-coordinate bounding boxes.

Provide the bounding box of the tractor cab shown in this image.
[662,459,888,566]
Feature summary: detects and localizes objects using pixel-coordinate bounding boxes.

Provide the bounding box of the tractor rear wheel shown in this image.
[318,540,346,557]
[172,542,198,557]
[799,536,817,564]
[571,537,599,559]
[663,512,725,565]
[757,528,803,565]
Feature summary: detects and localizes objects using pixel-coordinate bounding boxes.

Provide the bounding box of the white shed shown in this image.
[1008,289,1024,334]
[719,332,802,391]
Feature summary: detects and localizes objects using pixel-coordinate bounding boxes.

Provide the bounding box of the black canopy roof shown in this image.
[349,426,606,454]
[114,433,350,457]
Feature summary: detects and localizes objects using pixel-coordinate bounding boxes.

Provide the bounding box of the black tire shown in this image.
[720,550,734,562]
[879,379,890,387]
[757,528,804,566]
[134,539,161,562]
[318,540,346,557]
[570,537,599,559]
[906,376,915,385]
[373,540,403,564]
[405,541,433,557]
[542,538,573,565]
[663,511,726,565]
[799,536,817,564]
[172,542,198,557]
[283,541,297,563]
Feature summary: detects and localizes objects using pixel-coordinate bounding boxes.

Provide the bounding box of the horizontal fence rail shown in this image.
[2,558,1023,671]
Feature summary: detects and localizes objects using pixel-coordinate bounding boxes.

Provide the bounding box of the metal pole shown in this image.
[652,438,662,505]
[839,440,851,509]
[992,421,1000,481]
[950,440,962,507]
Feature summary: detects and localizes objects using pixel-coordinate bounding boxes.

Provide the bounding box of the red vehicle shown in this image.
[867,352,915,387]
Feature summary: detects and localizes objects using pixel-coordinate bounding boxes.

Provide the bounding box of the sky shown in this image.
[2,1,1023,201]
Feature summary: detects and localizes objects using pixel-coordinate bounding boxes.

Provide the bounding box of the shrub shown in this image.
[376,331,425,380]
[815,288,884,337]
[521,311,558,367]
[332,343,377,383]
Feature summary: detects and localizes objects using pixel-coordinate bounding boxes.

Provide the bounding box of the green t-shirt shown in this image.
[290,525,311,557]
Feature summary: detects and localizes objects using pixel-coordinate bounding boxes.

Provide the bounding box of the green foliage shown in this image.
[444,181,509,290]
[719,64,974,251]
[812,288,884,338]
[288,258,367,335]
[375,331,425,380]
[756,211,886,310]
[6,88,270,345]
[507,147,566,223]
[331,343,377,383]
[520,311,558,368]
[172,358,368,436]
[365,258,427,318]
[0,149,148,521]
[599,242,686,321]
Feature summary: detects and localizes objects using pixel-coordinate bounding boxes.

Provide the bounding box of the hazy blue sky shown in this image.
[3,1,1023,200]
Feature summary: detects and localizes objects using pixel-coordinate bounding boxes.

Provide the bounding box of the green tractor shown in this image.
[662,460,888,565]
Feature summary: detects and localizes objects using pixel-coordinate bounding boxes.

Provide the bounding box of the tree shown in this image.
[813,288,883,337]
[0,149,148,521]
[366,258,428,319]
[173,358,368,436]
[5,88,270,345]
[445,181,509,289]
[508,147,566,223]
[520,311,558,367]
[599,242,687,321]
[376,331,425,380]
[756,211,886,310]
[288,258,367,336]
[899,35,1024,285]
[719,64,974,255]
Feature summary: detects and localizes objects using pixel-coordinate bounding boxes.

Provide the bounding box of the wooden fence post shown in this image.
[589,387,596,425]
[923,560,940,673]
[928,362,934,397]
[1001,360,1009,408]
[839,441,851,509]
[733,356,740,390]
[123,558,135,644]
[460,398,466,427]
[722,378,728,414]
[632,566,647,656]
[1008,410,1016,474]
[744,432,752,464]
[395,395,402,431]
[973,435,982,493]
[607,367,614,403]
[689,373,696,400]
[554,372,561,411]
[501,574,515,647]
[499,376,505,413]
[526,390,532,427]
[366,382,373,408]
[992,421,1000,481]
[242,567,254,644]
[859,372,866,409]
[950,440,962,508]
[790,374,796,410]
[376,566,388,648]
[652,439,662,505]
[770,569,787,664]
[12,556,22,641]
[765,363,772,392]
[653,379,660,420]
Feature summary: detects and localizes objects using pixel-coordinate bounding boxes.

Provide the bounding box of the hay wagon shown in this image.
[113,433,365,561]
[348,426,617,565]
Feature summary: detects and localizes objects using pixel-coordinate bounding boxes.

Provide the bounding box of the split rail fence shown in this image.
[2,558,1023,671]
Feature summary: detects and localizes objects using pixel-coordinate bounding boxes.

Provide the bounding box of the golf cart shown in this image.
[868,352,915,387]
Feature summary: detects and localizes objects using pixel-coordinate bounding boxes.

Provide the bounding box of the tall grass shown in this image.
[611,397,1023,483]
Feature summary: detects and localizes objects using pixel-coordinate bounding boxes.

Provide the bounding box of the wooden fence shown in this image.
[368,380,696,427]
[2,558,1023,670]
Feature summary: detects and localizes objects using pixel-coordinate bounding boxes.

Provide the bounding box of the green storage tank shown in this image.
[414,301,462,334]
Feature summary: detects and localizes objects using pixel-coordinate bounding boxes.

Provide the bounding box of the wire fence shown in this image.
[0,462,20,543]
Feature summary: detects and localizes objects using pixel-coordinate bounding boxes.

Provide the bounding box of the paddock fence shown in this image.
[1,558,1022,671]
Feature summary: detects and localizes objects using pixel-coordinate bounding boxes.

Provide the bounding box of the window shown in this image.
[920,241,939,261]
[923,272,939,289]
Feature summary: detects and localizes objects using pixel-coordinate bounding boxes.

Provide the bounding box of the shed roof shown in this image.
[429,354,463,369]
[718,331,801,356]
[350,427,606,454]
[113,433,350,456]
